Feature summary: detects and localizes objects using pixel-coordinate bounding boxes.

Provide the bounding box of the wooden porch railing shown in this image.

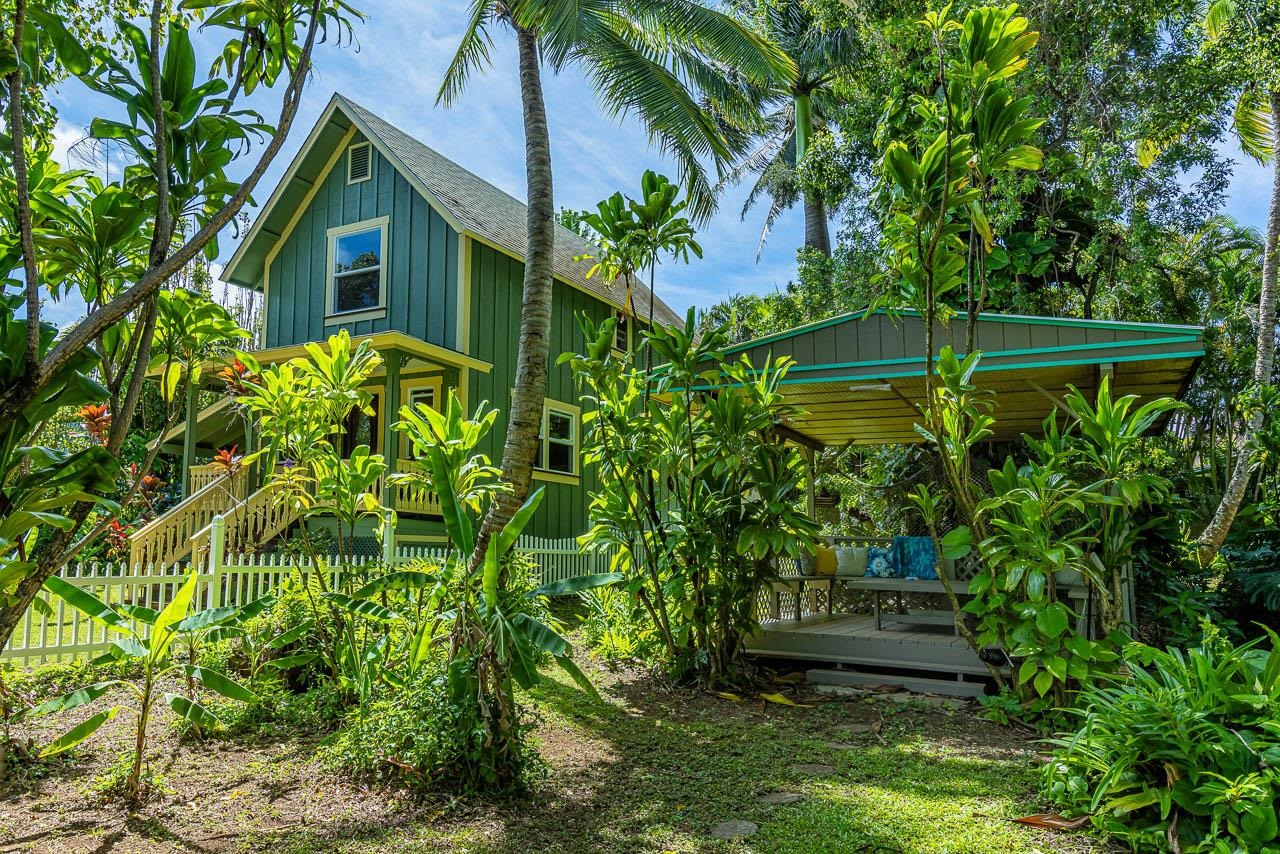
[132,460,443,569]
[189,481,300,566]
[128,466,249,568]
[387,461,442,515]
[188,462,227,494]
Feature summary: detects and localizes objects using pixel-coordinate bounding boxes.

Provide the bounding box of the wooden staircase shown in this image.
[129,464,299,568]
[129,462,441,569]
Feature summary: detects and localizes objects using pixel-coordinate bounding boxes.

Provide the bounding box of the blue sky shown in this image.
[45,1,1270,326]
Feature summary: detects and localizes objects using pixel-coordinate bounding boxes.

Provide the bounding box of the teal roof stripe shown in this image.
[775,348,1206,385]
[721,307,1204,357]
[778,333,1203,374]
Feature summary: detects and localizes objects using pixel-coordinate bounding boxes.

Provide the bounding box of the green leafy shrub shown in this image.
[1043,627,1280,851]
[580,585,652,663]
[321,669,540,794]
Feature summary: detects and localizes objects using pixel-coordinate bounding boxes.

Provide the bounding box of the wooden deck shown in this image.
[746,612,996,677]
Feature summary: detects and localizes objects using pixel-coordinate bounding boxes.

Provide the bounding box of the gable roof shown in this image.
[223,93,682,327]
[719,308,1204,446]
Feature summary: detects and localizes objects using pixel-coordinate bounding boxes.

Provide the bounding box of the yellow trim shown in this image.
[396,534,448,544]
[261,124,356,341]
[533,469,579,486]
[225,98,352,282]
[250,331,491,374]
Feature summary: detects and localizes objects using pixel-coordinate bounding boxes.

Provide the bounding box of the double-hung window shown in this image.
[535,399,578,478]
[326,216,388,320]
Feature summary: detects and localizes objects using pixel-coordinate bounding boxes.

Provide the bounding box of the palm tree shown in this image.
[438,1,793,563]
[1195,0,1280,562]
[717,0,863,257]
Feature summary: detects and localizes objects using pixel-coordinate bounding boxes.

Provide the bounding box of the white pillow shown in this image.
[835,546,868,577]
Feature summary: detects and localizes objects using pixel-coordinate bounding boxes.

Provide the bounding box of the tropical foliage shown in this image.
[566,312,819,685]
[1044,627,1280,852]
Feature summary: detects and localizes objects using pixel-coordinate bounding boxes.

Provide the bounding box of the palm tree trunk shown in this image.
[802,190,831,256]
[1196,89,1280,564]
[471,24,555,566]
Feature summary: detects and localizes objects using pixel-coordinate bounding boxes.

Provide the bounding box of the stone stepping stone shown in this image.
[757,792,805,805]
[711,820,759,839]
[833,722,875,735]
[823,741,859,751]
[790,762,837,777]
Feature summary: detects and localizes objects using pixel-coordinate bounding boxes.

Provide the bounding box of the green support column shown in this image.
[381,349,402,511]
[182,378,199,497]
[243,415,258,492]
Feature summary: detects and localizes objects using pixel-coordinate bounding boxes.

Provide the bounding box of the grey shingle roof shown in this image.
[337,94,683,327]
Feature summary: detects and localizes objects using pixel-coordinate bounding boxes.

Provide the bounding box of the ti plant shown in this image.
[21,572,254,804]
[392,390,619,790]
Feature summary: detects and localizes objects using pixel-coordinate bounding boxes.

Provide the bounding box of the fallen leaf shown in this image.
[714,691,743,702]
[1012,813,1091,831]
[224,789,245,800]
[774,671,807,684]
[760,692,813,708]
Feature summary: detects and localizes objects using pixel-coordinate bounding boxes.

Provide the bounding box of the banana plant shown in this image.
[21,571,255,804]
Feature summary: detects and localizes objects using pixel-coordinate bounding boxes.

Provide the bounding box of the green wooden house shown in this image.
[133,93,680,568]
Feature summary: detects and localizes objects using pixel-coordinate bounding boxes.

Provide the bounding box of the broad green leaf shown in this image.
[117,603,159,625]
[265,621,314,649]
[321,592,398,622]
[512,613,569,657]
[41,707,120,756]
[152,571,200,660]
[351,571,439,599]
[531,572,622,599]
[24,681,118,718]
[111,636,149,659]
[264,653,318,671]
[164,693,223,728]
[43,576,126,629]
[555,655,600,702]
[176,605,241,632]
[183,666,255,703]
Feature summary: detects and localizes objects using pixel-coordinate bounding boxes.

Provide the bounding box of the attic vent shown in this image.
[347,142,371,184]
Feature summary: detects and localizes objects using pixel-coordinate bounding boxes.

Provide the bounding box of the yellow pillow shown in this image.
[814,546,837,576]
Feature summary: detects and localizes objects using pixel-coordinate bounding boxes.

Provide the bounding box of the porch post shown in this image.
[803,446,817,521]
[381,349,402,511]
[182,378,199,497]
[243,415,258,493]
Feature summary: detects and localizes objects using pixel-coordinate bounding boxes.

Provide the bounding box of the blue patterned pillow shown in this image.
[867,545,897,578]
[895,535,939,580]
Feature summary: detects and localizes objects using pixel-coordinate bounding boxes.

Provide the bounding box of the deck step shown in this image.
[805,667,988,699]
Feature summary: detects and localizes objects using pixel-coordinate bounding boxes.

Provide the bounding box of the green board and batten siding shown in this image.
[467,241,610,539]
[263,132,460,351]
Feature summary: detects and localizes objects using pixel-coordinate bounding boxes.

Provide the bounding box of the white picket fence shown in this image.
[2,525,614,666]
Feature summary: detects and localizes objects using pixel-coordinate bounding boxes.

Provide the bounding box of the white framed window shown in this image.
[535,399,579,477]
[400,377,443,459]
[347,141,372,184]
[613,313,630,352]
[325,216,389,321]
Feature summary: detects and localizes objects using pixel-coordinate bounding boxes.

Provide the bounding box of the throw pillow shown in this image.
[798,549,815,575]
[867,545,897,578]
[835,546,869,577]
[814,545,837,576]
[895,535,939,580]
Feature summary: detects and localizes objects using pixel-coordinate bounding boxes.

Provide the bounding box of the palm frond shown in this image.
[1233,85,1275,165]
[437,0,500,106]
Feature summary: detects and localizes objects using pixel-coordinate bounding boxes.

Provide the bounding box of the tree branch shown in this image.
[6,0,40,377]
[0,2,324,430]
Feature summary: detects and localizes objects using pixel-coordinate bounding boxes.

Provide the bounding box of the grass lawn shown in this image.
[0,656,1101,853]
